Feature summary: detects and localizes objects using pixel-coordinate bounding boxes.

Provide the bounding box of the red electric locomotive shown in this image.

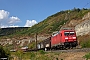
[37,28,77,51]
[51,29,77,49]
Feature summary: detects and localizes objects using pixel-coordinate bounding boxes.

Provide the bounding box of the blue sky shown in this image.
[0,0,90,28]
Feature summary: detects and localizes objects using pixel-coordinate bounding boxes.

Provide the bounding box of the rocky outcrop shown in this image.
[75,12,90,36]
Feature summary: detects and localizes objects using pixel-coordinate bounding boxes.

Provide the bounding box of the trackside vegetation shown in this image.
[81,40,90,48]
[83,53,90,60]
[11,50,61,60]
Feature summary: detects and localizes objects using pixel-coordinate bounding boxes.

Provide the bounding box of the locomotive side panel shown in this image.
[60,30,67,43]
[51,36,56,46]
[56,33,61,44]
[51,32,63,47]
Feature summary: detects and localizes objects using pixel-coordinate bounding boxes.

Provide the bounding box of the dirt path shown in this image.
[58,52,88,60]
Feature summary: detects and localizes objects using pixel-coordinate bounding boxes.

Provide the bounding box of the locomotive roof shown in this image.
[52,31,59,36]
[60,28,73,30]
[52,29,75,37]
[60,29,75,32]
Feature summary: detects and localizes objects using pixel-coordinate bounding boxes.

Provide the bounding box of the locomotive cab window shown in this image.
[64,31,75,36]
[70,32,75,35]
[64,32,69,36]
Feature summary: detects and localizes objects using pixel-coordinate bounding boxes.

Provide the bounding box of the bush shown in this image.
[39,50,46,54]
[81,40,90,48]
[30,52,35,60]
[28,41,36,49]
[83,53,90,60]
[0,46,10,59]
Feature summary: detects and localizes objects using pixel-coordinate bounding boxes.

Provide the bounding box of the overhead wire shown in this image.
[75,0,90,8]
[83,1,90,7]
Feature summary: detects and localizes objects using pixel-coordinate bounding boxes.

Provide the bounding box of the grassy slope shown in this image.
[21,8,90,36]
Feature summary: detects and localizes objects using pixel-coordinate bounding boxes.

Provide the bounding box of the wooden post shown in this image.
[36,33,37,50]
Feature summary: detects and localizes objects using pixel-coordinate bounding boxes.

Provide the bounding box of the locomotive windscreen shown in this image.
[70,32,75,35]
[64,31,75,36]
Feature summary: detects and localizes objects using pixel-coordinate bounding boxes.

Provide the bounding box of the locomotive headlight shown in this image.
[73,37,76,39]
[65,37,68,39]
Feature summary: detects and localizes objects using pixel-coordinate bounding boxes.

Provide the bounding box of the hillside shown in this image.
[1,8,90,49]
[16,8,90,36]
[0,8,90,38]
[0,27,29,36]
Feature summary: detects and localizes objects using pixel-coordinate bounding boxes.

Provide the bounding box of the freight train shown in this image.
[37,29,78,51]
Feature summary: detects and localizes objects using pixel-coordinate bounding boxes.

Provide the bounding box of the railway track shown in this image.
[47,48,90,53]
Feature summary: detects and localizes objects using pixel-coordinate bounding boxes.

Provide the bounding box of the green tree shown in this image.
[0,45,10,59]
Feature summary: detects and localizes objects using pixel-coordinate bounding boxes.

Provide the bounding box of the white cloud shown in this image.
[0,10,38,28]
[0,25,19,28]
[0,24,8,28]
[9,16,20,24]
[0,10,9,20]
[9,25,19,27]
[0,10,21,28]
[0,16,20,28]
[24,20,37,27]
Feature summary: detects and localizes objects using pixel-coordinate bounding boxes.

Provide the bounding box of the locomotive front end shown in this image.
[64,30,78,48]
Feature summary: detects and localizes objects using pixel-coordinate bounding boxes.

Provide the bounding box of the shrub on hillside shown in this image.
[0,45,10,59]
[81,40,90,48]
[39,50,46,54]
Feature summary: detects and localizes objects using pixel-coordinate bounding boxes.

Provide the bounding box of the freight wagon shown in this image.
[37,29,78,51]
[37,37,51,51]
